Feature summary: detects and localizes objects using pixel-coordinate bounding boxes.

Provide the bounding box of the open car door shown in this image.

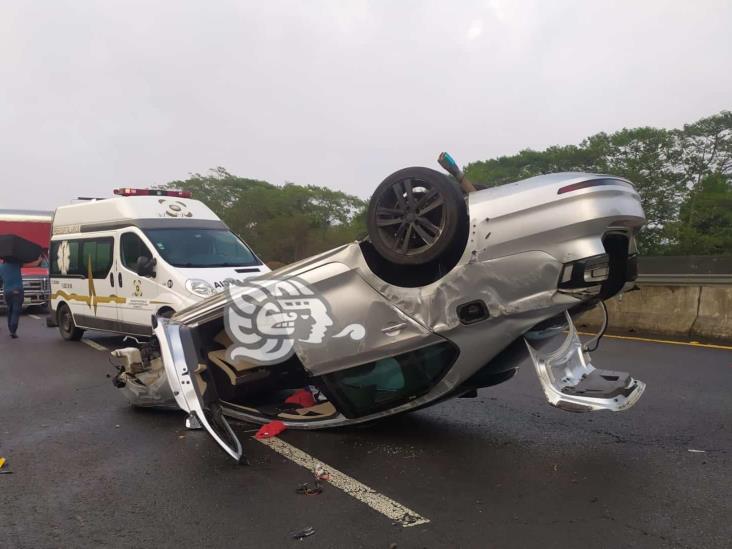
[154,317,244,462]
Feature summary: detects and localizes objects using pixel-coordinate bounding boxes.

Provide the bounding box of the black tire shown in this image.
[157,307,175,319]
[367,167,468,265]
[32,302,49,315]
[57,303,84,341]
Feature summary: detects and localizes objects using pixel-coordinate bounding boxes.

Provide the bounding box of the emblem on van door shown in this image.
[224,278,366,366]
[158,199,193,218]
[57,241,71,275]
[133,279,143,297]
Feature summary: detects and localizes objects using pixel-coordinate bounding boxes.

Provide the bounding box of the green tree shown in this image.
[160,168,367,264]
[464,111,732,255]
[585,127,685,254]
[164,167,273,216]
[671,173,732,255]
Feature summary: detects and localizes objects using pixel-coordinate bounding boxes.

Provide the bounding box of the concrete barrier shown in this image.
[691,286,732,341]
[576,284,732,343]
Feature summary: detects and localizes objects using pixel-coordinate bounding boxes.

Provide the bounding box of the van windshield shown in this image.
[143,228,260,268]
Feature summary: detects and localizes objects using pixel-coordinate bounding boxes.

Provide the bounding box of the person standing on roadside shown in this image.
[0,257,38,339]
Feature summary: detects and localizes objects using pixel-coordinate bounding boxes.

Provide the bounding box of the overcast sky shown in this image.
[1,0,730,210]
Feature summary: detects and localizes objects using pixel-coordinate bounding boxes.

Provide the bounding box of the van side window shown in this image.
[50,240,81,277]
[121,232,153,271]
[81,238,114,279]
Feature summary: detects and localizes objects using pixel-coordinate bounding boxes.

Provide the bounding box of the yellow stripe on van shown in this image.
[51,290,127,305]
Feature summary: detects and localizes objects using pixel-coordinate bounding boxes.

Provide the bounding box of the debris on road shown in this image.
[296,482,323,496]
[314,462,330,482]
[0,456,13,475]
[255,420,286,439]
[688,449,706,453]
[290,526,316,540]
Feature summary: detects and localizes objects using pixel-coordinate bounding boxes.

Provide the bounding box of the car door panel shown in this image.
[293,262,442,376]
[155,318,243,461]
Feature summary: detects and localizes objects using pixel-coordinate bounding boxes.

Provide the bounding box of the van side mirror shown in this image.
[136,256,156,278]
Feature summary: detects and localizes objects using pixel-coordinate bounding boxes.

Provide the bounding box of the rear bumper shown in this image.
[525,311,645,412]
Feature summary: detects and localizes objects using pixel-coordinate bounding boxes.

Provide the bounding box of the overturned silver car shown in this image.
[112,159,646,461]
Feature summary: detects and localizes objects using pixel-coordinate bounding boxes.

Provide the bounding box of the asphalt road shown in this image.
[1,314,730,548]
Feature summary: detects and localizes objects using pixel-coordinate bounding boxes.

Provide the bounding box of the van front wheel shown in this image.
[58,304,84,341]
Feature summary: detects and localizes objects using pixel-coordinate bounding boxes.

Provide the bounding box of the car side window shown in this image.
[121,232,153,271]
[321,341,459,418]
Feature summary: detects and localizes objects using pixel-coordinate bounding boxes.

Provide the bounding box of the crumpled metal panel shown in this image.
[524,311,646,412]
[364,251,563,333]
[293,262,442,376]
[117,358,178,409]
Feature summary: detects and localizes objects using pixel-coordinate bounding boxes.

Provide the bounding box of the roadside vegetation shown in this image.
[163,111,731,264]
[465,111,732,256]
[162,168,367,266]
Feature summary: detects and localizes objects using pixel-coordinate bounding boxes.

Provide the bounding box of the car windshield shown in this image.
[143,228,260,268]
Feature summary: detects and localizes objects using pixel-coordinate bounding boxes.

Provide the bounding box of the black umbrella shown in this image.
[0,234,43,263]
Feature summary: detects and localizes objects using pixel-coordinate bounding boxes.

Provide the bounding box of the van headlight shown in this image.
[185,279,214,297]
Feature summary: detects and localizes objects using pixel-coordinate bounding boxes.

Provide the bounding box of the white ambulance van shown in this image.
[49,188,269,339]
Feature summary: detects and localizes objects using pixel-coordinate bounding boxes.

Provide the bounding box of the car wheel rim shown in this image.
[374,177,446,256]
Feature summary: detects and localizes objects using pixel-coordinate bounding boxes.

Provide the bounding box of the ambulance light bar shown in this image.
[114,188,192,198]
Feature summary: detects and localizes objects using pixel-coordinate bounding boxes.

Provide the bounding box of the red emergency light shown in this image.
[113,188,192,198]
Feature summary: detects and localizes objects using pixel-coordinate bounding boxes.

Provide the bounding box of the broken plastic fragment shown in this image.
[255,420,286,439]
[291,526,316,540]
[0,456,12,475]
[296,482,323,496]
[285,389,316,408]
[314,462,330,482]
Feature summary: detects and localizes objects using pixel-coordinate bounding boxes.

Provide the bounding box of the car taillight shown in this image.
[557,178,634,195]
[559,254,610,289]
[114,188,192,198]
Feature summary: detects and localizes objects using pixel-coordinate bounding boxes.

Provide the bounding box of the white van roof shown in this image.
[52,196,223,236]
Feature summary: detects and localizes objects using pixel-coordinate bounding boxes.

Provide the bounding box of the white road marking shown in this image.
[28,314,41,320]
[82,339,108,352]
[257,436,430,527]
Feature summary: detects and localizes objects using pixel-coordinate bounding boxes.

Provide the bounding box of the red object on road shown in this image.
[285,389,316,408]
[255,420,287,439]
